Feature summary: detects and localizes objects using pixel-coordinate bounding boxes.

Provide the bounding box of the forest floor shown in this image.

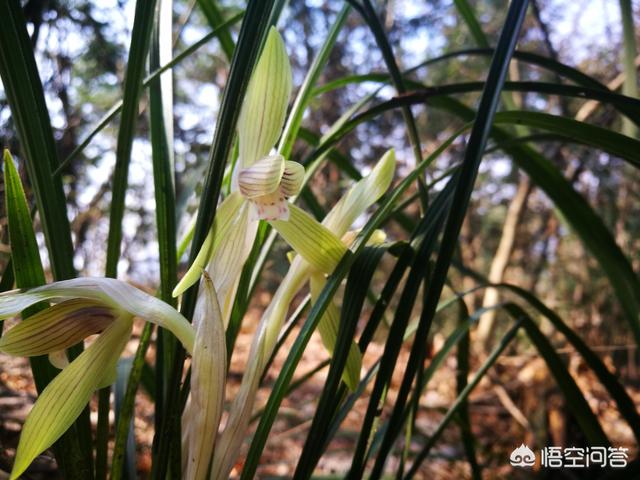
[1,305,639,479]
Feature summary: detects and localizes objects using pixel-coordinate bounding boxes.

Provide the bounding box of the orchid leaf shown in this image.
[10,316,133,480]
[237,27,292,167]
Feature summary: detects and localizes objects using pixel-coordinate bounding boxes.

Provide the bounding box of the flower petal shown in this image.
[270,204,347,274]
[250,191,289,221]
[10,315,133,480]
[0,278,195,355]
[322,149,396,237]
[237,27,292,167]
[309,274,362,391]
[0,299,114,357]
[237,154,285,199]
[184,274,226,480]
[173,192,245,298]
[279,161,305,197]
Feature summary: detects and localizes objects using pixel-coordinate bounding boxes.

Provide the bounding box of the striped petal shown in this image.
[323,149,396,237]
[280,161,305,197]
[0,299,114,357]
[10,315,133,480]
[310,273,362,391]
[237,27,292,167]
[270,204,347,274]
[237,154,285,199]
[0,278,195,355]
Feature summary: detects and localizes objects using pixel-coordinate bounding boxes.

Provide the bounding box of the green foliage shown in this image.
[0,0,639,478]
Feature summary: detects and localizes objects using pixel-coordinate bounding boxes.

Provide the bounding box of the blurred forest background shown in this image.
[1,0,639,478]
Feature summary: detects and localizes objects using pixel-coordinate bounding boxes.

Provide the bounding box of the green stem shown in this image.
[94,388,111,480]
[111,322,154,480]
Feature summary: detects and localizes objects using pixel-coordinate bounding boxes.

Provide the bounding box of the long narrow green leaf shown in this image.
[106,0,158,278]
[196,0,236,60]
[57,13,244,174]
[455,300,481,480]
[146,1,179,473]
[348,181,455,480]
[494,110,640,168]
[243,119,468,478]
[453,0,490,48]
[619,0,638,137]
[0,0,89,466]
[0,0,76,282]
[494,282,640,443]
[349,0,424,165]
[309,87,640,349]
[370,3,529,477]
[3,151,91,479]
[99,2,158,477]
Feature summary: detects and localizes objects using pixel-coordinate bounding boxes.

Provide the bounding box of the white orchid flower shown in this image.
[0,277,196,479]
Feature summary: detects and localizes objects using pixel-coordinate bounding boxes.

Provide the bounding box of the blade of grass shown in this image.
[148,0,178,429]
[113,359,136,480]
[347,181,455,480]
[438,96,640,348]
[242,120,469,480]
[458,278,640,444]
[113,1,178,476]
[278,4,351,158]
[99,2,158,477]
[0,0,77,281]
[453,0,490,48]
[0,0,91,472]
[310,87,640,348]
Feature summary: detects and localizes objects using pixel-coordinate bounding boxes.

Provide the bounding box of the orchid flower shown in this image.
[0,278,196,479]
[172,27,301,327]
[211,149,396,479]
